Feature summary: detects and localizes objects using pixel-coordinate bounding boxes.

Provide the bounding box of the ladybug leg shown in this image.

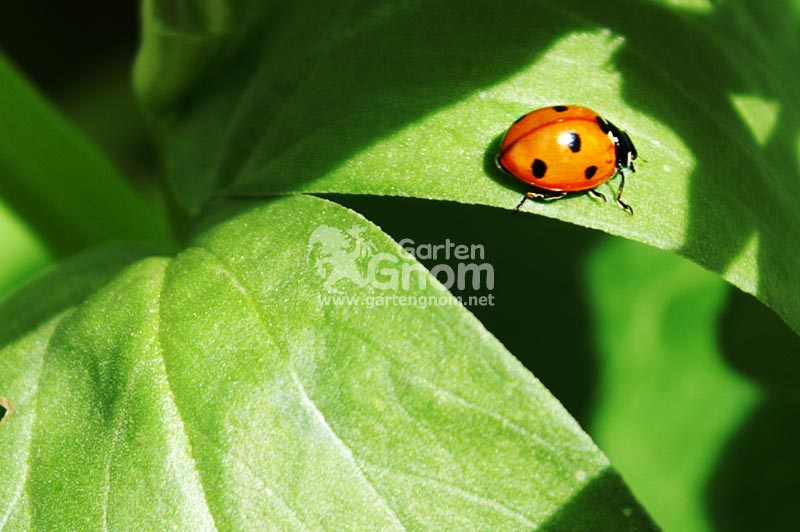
[615,169,634,215]
[514,190,567,212]
[588,188,607,202]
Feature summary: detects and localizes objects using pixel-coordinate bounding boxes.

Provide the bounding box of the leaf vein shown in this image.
[195,244,406,530]
[407,374,558,453]
[156,261,220,532]
[288,364,406,529]
[362,462,537,528]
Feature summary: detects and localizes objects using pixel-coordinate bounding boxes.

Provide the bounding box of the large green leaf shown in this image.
[0,195,657,530]
[138,0,800,335]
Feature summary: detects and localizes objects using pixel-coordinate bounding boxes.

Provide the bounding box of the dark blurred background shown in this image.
[1,3,137,92]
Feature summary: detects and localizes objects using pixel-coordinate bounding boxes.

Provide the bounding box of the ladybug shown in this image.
[496,105,637,214]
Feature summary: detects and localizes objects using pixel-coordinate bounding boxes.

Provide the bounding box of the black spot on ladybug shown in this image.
[596,116,611,134]
[513,114,527,125]
[565,132,581,153]
[532,159,547,178]
[585,165,598,179]
[553,105,569,112]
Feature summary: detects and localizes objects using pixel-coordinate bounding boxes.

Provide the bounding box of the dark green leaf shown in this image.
[134,0,270,114]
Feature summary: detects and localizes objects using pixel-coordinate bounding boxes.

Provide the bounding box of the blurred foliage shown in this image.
[586,236,758,531]
[0,55,174,255]
[134,0,270,114]
[0,200,50,300]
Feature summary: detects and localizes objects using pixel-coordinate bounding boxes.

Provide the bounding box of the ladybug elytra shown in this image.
[496,105,637,214]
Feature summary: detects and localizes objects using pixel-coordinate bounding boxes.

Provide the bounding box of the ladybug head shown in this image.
[598,116,637,171]
[616,129,637,170]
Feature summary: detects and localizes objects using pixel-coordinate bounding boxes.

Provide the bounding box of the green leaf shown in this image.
[0,243,161,530]
[0,53,174,255]
[0,195,657,530]
[145,0,800,336]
